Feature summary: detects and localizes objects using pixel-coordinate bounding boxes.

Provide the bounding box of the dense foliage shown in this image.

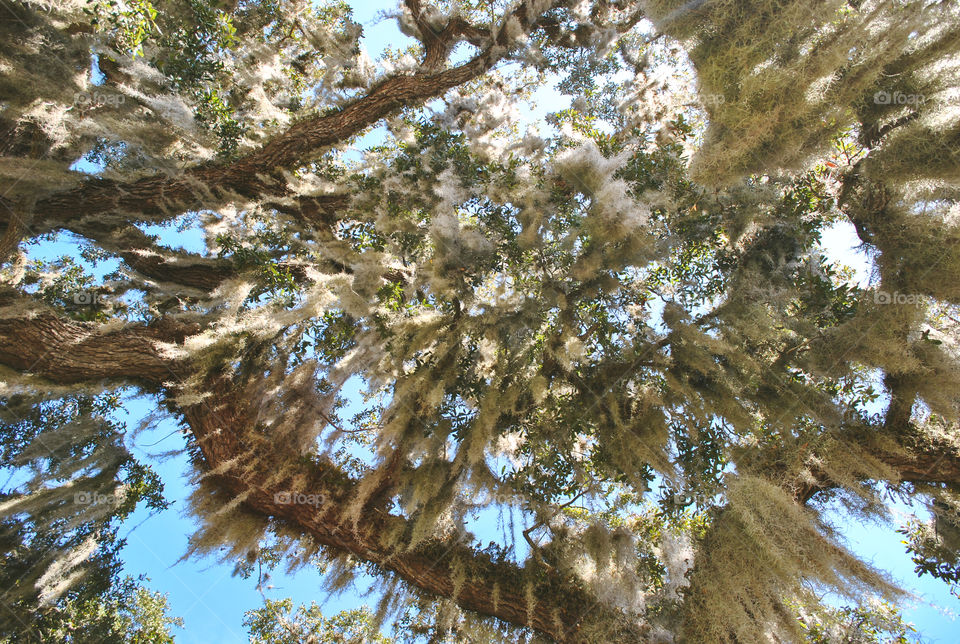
[2,0,960,641]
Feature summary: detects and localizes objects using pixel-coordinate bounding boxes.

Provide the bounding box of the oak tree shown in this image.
[2,0,960,641]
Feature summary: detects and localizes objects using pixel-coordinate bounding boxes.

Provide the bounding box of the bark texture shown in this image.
[0,309,645,641]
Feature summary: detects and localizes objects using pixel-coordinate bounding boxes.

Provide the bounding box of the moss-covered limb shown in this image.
[723,372,955,505]
[178,377,648,642]
[402,0,490,70]
[73,225,238,293]
[12,1,567,239]
[0,314,647,639]
[74,223,324,295]
[875,439,960,489]
[843,178,960,304]
[790,376,958,502]
[853,372,960,488]
[68,192,405,296]
[790,430,960,504]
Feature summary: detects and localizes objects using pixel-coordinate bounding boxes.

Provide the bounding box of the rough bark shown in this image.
[9,1,546,238]
[0,309,644,641]
[0,307,197,387]
[24,61,481,236]
[3,308,960,638]
[185,378,646,642]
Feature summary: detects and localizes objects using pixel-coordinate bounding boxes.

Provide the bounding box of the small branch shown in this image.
[522,491,587,567]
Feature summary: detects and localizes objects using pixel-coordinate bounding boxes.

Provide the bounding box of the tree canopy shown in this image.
[2,0,960,640]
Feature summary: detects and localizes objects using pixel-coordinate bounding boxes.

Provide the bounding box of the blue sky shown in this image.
[9,1,960,640]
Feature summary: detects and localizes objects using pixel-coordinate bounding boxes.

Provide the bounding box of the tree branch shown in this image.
[182,377,647,642]
[0,308,645,641]
[0,302,197,387]
[17,1,561,238]
[793,376,958,503]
